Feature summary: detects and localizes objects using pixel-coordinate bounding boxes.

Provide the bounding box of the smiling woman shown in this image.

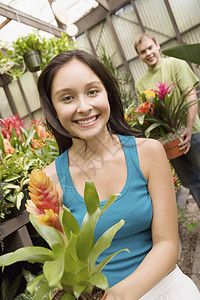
[36,49,200,299]
[51,59,110,142]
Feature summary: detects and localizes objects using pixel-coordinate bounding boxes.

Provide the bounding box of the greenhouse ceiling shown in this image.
[0,0,104,47]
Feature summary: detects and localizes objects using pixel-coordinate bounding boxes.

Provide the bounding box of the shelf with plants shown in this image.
[0,114,59,251]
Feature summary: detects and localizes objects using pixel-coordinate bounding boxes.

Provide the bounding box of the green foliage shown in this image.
[177,205,198,232]
[0,181,128,299]
[99,47,135,108]
[0,118,59,221]
[0,30,77,81]
[162,43,200,65]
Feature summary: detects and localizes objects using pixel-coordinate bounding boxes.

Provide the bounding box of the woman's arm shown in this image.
[106,139,179,300]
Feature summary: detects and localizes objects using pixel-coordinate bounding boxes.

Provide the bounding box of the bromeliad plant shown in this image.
[0,115,59,221]
[126,81,199,144]
[0,169,127,299]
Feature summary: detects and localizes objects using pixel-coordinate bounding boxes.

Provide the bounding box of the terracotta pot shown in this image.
[163,138,185,160]
[101,291,107,300]
[51,289,107,300]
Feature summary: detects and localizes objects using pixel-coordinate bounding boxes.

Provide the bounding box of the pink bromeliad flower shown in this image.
[26,169,63,233]
[0,114,25,143]
[152,80,176,100]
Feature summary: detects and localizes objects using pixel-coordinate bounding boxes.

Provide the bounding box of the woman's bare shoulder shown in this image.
[135,138,168,180]
[43,161,63,198]
[43,161,59,186]
[135,137,165,155]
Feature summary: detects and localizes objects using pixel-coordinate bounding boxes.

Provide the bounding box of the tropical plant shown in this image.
[162,43,200,65]
[0,115,59,221]
[125,81,199,143]
[0,169,128,300]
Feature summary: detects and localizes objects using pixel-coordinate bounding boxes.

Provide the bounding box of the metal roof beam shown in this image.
[97,0,110,11]
[0,3,63,37]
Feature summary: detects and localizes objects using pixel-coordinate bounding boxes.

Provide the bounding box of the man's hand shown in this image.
[179,127,193,153]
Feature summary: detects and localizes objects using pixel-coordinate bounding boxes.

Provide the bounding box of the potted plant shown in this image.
[0,169,128,299]
[1,31,77,78]
[0,115,59,222]
[0,41,26,82]
[125,81,199,159]
[10,30,45,72]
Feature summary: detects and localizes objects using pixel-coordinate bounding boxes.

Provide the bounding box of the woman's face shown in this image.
[51,59,110,142]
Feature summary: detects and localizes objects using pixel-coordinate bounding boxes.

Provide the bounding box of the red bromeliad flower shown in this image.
[26,169,63,233]
[3,139,15,154]
[135,101,154,115]
[152,80,176,100]
[0,114,25,143]
[31,120,52,140]
[32,138,43,151]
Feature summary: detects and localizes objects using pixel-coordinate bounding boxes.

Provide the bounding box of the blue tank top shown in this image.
[55,135,153,287]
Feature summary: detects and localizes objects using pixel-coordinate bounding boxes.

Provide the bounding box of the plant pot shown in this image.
[163,138,185,160]
[51,288,107,300]
[23,50,42,72]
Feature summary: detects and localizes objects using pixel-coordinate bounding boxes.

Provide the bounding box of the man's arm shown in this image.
[179,86,199,153]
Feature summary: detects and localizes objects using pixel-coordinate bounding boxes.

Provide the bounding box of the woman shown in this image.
[37,50,200,299]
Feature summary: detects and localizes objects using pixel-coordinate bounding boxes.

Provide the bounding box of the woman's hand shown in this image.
[105,289,124,300]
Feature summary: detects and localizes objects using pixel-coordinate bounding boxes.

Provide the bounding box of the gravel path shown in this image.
[177,196,200,289]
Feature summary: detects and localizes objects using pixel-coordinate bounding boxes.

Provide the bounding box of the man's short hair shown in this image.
[134,33,157,53]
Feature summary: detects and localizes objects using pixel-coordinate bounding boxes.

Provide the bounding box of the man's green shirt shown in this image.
[135,57,200,133]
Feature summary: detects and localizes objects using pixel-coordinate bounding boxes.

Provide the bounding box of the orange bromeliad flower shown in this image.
[37,124,52,140]
[135,101,154,115]
[3,139,15,154]
[26,169,63,233]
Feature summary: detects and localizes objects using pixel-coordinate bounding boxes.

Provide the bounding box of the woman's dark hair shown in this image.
[37,49,135,154]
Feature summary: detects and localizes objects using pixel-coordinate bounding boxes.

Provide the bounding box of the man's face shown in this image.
[137,38,161,70]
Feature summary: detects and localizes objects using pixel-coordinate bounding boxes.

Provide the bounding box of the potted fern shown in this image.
[0,169,127,299]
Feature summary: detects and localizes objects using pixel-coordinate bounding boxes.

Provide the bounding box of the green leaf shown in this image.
[7,273,22,300]
[162,43,200,65]
[138,114,145,125]
[84,181,100,215]
[30,213,65,250]
[27,274,45,294]
[73,283,87,299]
[2,183,21,190]
[43,252,65,287]
[76,208,101,263]
[88,219,125,271]
[64,232,79,261]
[144,122,162,137]
[87,272,108,291]
[22,268,36,283]
[16,191,24,209]
[0,247,55,268]
[94,249,129,274]
[4,175,21,182]
[101,194,118,215]
[61,293,76,300]
[61,206,80,241]
[32,279,51,300]
[187,222,198,232]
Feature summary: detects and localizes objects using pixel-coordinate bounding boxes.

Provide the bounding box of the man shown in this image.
[134,32,200,208]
